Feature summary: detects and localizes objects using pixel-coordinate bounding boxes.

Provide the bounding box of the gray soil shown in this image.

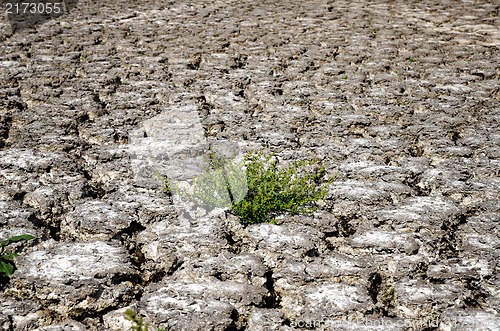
[0,0,499,330]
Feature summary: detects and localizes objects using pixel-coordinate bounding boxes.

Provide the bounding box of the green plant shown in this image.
[177,148,247,210]
[230,150,335,224]
[124,309,168,331]
[153,168,172,195]
[381,286,397,308]
[0,234,35,278]
[158,149,335,225]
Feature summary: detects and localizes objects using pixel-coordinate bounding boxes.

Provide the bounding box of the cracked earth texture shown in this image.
[0,0,499,330]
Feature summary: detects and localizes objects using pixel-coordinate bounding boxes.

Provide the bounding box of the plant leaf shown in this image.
[0,261,14,277]
[0,234,35,247]
[1,252,18,262]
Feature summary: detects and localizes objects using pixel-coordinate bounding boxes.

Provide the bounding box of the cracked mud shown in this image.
[0,0,499,330]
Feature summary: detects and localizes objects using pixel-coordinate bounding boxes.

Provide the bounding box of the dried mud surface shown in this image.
[0,0,499,330]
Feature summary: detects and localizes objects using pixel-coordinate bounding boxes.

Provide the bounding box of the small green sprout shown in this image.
[153,169,172,195]
[124,309,168,331]
[381,286,397,308]
[168,150,335,224]
[157,149,335,225]
[177,147,247,210]
[231,150,335,224]
[0,234,35,278]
